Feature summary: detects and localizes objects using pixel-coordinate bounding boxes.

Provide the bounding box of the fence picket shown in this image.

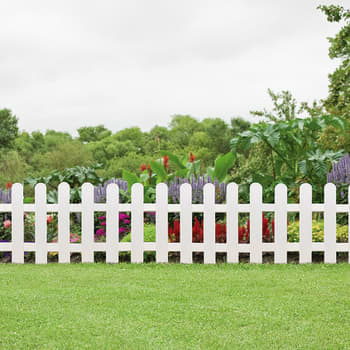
[226,183,239,263]
[35,184,47,264]
[300,183,312,263]
[82,183,94,263]
[131,183,144,263]
[156,183,168,263]
[58,183,70,263]
[12,183,24,264]
[204,183,215,264]
[180,183,192,263]
[324,183,336,263]
[106,184,119,263]
[250,183,262,263]
[275,184,287,263]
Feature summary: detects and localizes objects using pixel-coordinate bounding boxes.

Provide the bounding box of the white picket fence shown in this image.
[0,182,349,264]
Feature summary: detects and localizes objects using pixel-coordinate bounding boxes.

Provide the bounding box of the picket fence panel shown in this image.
[0,182,350,264]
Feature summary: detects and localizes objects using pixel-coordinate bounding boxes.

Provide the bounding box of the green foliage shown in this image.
[78,125,112,143]
[25,165,104,203]
[318,5,350,118]
[231,115,346,201]
[0,109,19,149]
[287,219,348,243]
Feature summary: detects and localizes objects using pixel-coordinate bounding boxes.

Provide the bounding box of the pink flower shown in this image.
[3,220,11,228]
[95,228,106,236]
[47,215,54,224]
[98,216,106,221]
[123,219,130,224]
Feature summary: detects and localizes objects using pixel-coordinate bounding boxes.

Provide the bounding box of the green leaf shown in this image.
[175,169,189,178]
[160,151,186,169]
[122,170,140,193]
[213,152,236,182]
[150,161,167,182]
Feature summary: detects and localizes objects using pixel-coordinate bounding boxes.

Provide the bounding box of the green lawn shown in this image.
[1,264,350,349]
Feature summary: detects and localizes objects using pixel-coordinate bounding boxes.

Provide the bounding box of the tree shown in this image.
[250,89,322,122]
[230,115,346,201]
[78,125,112,143]
[0,109,19,149]
[318,4,350,118]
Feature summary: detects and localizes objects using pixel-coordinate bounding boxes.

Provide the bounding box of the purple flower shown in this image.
[122,219,130,224]
[98,216,106,221]
[101,221,106,226]
[119,227,127,233]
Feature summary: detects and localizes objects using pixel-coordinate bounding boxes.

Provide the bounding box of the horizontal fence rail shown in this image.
[0,182,349,264]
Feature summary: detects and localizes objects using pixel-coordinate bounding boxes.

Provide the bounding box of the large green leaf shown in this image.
[122,170,140,193]
[160,151,186,169]
[150,160,167,182]
[213,152,236,182]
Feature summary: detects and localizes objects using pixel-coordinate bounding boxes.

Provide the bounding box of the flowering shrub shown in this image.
[94,213,131,242]
[168,214,275,243]
[287,220,348,242]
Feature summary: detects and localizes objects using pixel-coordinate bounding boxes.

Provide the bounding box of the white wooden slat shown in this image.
[35,184,47,264]
[274,184,288,263]
[81,183,95,263]
[300,183,313,263]
[203,183,216,264]
[250,183,263,263]
[106,184,119,263]
[156,183,168,263]
[226,183,239,263]
[324,183,337,263]
[12,183,24,264]
[180,183,192,263]
[131,183,144,263]
[349,186,350,264]
[58,183,70,263]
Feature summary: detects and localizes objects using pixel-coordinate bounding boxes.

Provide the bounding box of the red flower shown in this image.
[6,182,12,190]
[47,215,54,224]
[163,155,169,169]
[189,152,195,163]
[140,164,147,172]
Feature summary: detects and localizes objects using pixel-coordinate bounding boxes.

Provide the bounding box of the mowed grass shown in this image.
[1,264,350,349]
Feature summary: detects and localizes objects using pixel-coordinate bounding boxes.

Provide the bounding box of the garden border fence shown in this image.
[0,182,349,264]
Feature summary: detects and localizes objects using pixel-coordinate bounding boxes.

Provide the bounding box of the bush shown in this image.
[288,220,348,242]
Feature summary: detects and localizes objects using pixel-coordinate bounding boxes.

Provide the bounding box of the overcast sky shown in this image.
[0,0,347,135]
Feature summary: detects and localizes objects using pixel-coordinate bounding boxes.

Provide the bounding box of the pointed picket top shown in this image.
[156,183,168,263]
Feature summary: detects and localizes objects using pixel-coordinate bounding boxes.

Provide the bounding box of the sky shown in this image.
[0,0,348,135]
